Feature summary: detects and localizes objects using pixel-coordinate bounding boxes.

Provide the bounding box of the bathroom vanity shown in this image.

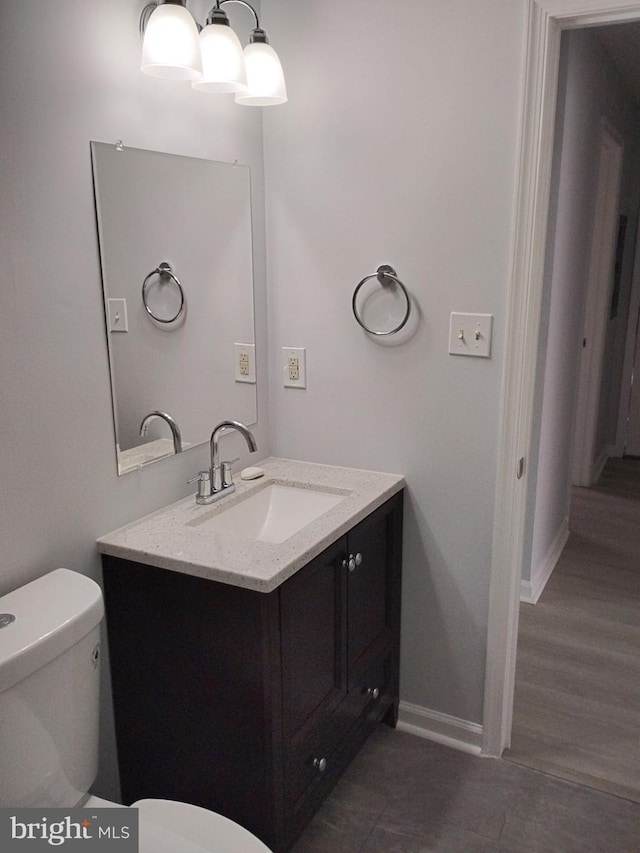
[98,459,404,852]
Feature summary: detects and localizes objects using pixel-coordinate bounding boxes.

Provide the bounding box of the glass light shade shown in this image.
[141,4,202,80]
[192,23,247,93]
[235,42,287,106]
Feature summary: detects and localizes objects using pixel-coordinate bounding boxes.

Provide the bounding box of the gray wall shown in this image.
[524,28,640,587]
[262,0,526,725]
[0,0,270,799]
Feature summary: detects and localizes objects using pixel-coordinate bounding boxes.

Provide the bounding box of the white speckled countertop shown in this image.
[97,457,404,593]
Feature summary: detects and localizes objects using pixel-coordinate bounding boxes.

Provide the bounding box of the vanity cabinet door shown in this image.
[280,536,346,743]
[346,496,402,690]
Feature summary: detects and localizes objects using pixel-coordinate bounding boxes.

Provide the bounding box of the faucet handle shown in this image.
[188,470,211,503]
[221,458,240,489]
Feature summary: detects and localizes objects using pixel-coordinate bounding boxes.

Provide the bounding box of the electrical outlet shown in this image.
[234,343,256,383]
[288,355,299,381]
[283,347,306,388]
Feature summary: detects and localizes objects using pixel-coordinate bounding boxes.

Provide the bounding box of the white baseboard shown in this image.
[520,517,569,604]
[397,700,483,755]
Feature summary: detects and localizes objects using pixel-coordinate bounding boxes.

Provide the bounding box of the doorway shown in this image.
[504,23,640,799]
[483,0,640,760]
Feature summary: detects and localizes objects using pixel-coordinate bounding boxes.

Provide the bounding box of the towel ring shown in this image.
[142,262,185,324]
[352,265,411,336]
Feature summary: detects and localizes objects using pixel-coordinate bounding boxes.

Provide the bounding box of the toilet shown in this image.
[0,568,271,853]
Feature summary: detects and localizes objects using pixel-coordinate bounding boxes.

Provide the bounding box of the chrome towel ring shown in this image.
[142,262,185,324]
[352,264,411,336]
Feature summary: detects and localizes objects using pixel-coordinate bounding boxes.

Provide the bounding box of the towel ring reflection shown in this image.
[142,262,185,324]
[352,265,411,336]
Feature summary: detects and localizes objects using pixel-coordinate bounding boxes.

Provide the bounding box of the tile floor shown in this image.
[292,727,640,852]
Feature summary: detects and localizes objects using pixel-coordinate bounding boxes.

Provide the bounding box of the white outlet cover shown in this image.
[283,347,306,388]
[448,313,493,358]
[234,343,256,383]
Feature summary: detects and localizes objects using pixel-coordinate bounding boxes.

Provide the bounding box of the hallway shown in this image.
[506,458,640,802]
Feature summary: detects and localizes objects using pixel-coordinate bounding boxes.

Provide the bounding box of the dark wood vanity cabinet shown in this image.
[102,491,402,852]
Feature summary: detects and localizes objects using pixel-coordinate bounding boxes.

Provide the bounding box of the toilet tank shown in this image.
[0,569,104,807]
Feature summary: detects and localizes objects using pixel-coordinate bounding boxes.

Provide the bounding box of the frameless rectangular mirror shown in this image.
[91,142,257,475]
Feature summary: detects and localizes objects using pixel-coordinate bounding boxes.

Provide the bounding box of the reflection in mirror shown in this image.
[91,142,257,475]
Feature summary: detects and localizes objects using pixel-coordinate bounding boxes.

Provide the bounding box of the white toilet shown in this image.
[0,568,271,853]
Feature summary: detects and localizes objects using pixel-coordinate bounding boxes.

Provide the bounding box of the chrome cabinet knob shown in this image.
[367,687,379,700]
[342,553,363,572]
[313,757,327,773]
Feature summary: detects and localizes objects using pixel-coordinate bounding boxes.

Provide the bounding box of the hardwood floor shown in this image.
[505,457,640,803]
[293,727,640,851]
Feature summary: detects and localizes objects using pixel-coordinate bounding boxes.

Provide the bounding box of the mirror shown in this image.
[91,142,256,475]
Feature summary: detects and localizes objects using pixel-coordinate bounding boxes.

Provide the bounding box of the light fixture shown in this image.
[139,0,287,106]
[192,5,247,93]
[235,26,287,106]
[140,0,202,81]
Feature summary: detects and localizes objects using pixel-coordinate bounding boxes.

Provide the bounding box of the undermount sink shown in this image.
[188,482,349,544]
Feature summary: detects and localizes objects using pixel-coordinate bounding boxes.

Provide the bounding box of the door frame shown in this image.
[483,0,640,757]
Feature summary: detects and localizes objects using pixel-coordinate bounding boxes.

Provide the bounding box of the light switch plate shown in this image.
[448,313,493,358]
[107,298,128,333]
[234,343,256,383]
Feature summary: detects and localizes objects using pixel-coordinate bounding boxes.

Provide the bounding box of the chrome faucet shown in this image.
[190,420,257,505]
[139,411,182,454]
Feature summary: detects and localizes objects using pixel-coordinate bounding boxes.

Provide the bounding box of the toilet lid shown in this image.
[131,798,273,853]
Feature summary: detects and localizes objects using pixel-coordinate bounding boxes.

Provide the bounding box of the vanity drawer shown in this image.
[284,690,355,806]
[284,652,392,806]
[285,720,338,806]
[345,652,392,724]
